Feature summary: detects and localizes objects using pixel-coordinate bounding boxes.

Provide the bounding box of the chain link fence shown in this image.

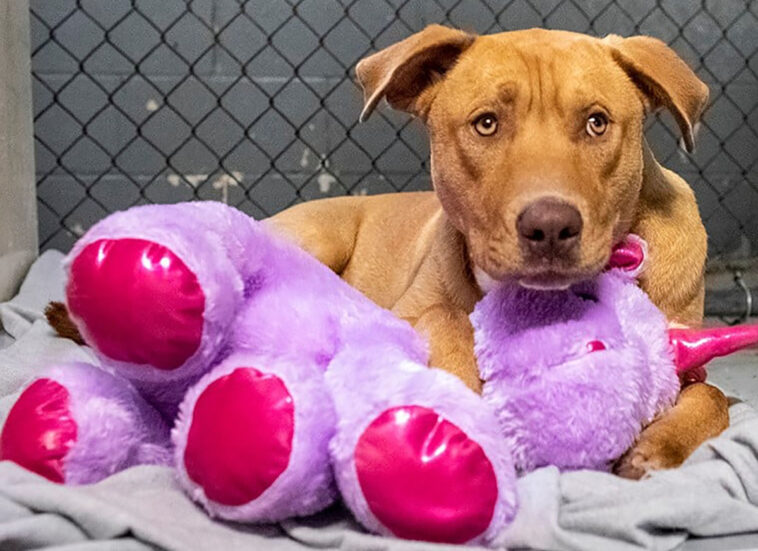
[30,0,758,268]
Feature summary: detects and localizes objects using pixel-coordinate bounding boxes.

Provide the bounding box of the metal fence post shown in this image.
[0,0,37,301]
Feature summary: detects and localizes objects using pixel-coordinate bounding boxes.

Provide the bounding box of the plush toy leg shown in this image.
[63,211,249,414]
[66,230,242,375]
[327,350,518,546]
[0,363,170,484]
[173,352,336,522]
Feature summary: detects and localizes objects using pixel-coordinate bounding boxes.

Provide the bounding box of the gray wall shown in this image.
[29,1,758,262]
[1,0,37,300]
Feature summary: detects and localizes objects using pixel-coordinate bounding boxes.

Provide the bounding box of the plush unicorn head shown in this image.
[473,235,758,473]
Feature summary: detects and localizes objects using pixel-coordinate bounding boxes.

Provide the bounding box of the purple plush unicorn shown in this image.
[1,202,755,546]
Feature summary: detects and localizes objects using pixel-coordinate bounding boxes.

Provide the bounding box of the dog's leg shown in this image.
[391,220,485,394]
[614,382,729,478]
[620,151,729,478]
[412,304,482,393]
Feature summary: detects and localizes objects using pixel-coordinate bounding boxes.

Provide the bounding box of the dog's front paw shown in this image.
[612,427,687,480]
[614,383,730,480]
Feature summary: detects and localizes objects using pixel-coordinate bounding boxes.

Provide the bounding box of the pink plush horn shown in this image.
[669,325,758,374]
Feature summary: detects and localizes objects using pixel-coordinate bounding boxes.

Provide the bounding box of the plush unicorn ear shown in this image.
[669,325,758,374]
[607,234,647,280]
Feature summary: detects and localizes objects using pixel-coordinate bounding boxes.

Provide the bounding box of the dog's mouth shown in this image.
[475,265,594,293]
[470,238,612,293]
[513,250,612,291]
[516,262,606,290]
[517,271,578,291]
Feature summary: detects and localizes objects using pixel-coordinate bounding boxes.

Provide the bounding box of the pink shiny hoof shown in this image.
[183,367,295,506]
[354,406,498,544]
[67,238,205,370]
[0,379,77,483]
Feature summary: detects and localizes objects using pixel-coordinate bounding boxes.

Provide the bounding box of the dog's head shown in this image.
[356,26,708,290]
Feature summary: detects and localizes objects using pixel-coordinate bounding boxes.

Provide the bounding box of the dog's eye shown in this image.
[474,114,498,136]
[586,113,608,137]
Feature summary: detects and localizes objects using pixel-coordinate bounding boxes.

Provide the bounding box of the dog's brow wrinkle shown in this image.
[514,48,533,113]
[532,52,555,119]
[547,57,565,120]
[536,58,544,115]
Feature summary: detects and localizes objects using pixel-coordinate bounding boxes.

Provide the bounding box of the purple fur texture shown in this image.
[226,215,429,371]
[40,362,171,484]
[472,270,679,473]
[598,271,680,422]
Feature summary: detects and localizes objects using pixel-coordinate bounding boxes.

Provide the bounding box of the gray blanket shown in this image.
[2,252,758,551]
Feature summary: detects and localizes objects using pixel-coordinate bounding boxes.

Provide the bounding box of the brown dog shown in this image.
[49,26,729,478]
[268,26,729,478]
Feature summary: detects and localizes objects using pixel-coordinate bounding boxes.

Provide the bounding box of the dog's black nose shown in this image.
[517,198,582,259]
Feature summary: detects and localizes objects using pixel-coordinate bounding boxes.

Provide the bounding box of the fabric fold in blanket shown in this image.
[1,252,758,551]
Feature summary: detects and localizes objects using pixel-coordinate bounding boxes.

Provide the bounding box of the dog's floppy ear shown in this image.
[356,25,475,122]
[605,35,709,152]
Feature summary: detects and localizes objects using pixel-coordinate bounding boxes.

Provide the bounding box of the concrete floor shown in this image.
[707,349,758,409]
